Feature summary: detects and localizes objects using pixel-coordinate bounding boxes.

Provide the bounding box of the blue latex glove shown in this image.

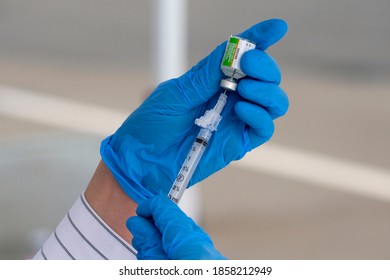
[127,195,226,260]
[101,19,289,203]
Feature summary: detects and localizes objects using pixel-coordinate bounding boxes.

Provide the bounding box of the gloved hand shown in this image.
[101,19,289,203]
[127,195,226,260]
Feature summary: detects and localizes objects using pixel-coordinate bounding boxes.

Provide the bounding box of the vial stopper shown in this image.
[220,78,237,91]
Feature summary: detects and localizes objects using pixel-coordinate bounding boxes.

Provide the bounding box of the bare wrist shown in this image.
[84,160,137,244]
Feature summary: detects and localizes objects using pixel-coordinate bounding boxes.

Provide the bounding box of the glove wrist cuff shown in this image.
[100,136,152,204]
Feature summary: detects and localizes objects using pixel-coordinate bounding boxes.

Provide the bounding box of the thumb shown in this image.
[178,18,288,108]
[239,18,288,50]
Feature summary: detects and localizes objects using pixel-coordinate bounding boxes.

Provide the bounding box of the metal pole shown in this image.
[152,0,188,84]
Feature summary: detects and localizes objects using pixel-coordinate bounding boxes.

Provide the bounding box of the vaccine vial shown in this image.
[220,35,256,91]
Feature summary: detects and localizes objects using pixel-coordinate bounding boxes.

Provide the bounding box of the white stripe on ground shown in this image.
[236,144,390,203]
[0,86,127,136]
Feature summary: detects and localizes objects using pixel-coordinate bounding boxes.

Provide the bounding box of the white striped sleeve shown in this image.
[33,193,137,260]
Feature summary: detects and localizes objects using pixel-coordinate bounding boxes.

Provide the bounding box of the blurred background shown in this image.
[1,0,390,259]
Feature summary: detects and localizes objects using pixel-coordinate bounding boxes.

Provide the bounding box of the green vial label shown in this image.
[222,36,240,67]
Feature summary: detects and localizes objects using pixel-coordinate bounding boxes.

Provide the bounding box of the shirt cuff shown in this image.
[33,193,137,260]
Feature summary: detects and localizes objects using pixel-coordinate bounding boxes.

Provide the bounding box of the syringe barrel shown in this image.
[168,129,210,203]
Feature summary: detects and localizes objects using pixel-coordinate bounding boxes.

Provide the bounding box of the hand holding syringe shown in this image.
[168,36,256,203]
[99,19,288,205]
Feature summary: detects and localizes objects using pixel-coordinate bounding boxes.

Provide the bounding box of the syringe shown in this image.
[168,91,228,203]
[168,35,255,204]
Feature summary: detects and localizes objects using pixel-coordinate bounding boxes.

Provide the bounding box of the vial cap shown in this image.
[220,78,237,91]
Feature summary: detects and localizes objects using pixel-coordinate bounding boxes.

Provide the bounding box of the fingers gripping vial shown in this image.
[168,36,255,204]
